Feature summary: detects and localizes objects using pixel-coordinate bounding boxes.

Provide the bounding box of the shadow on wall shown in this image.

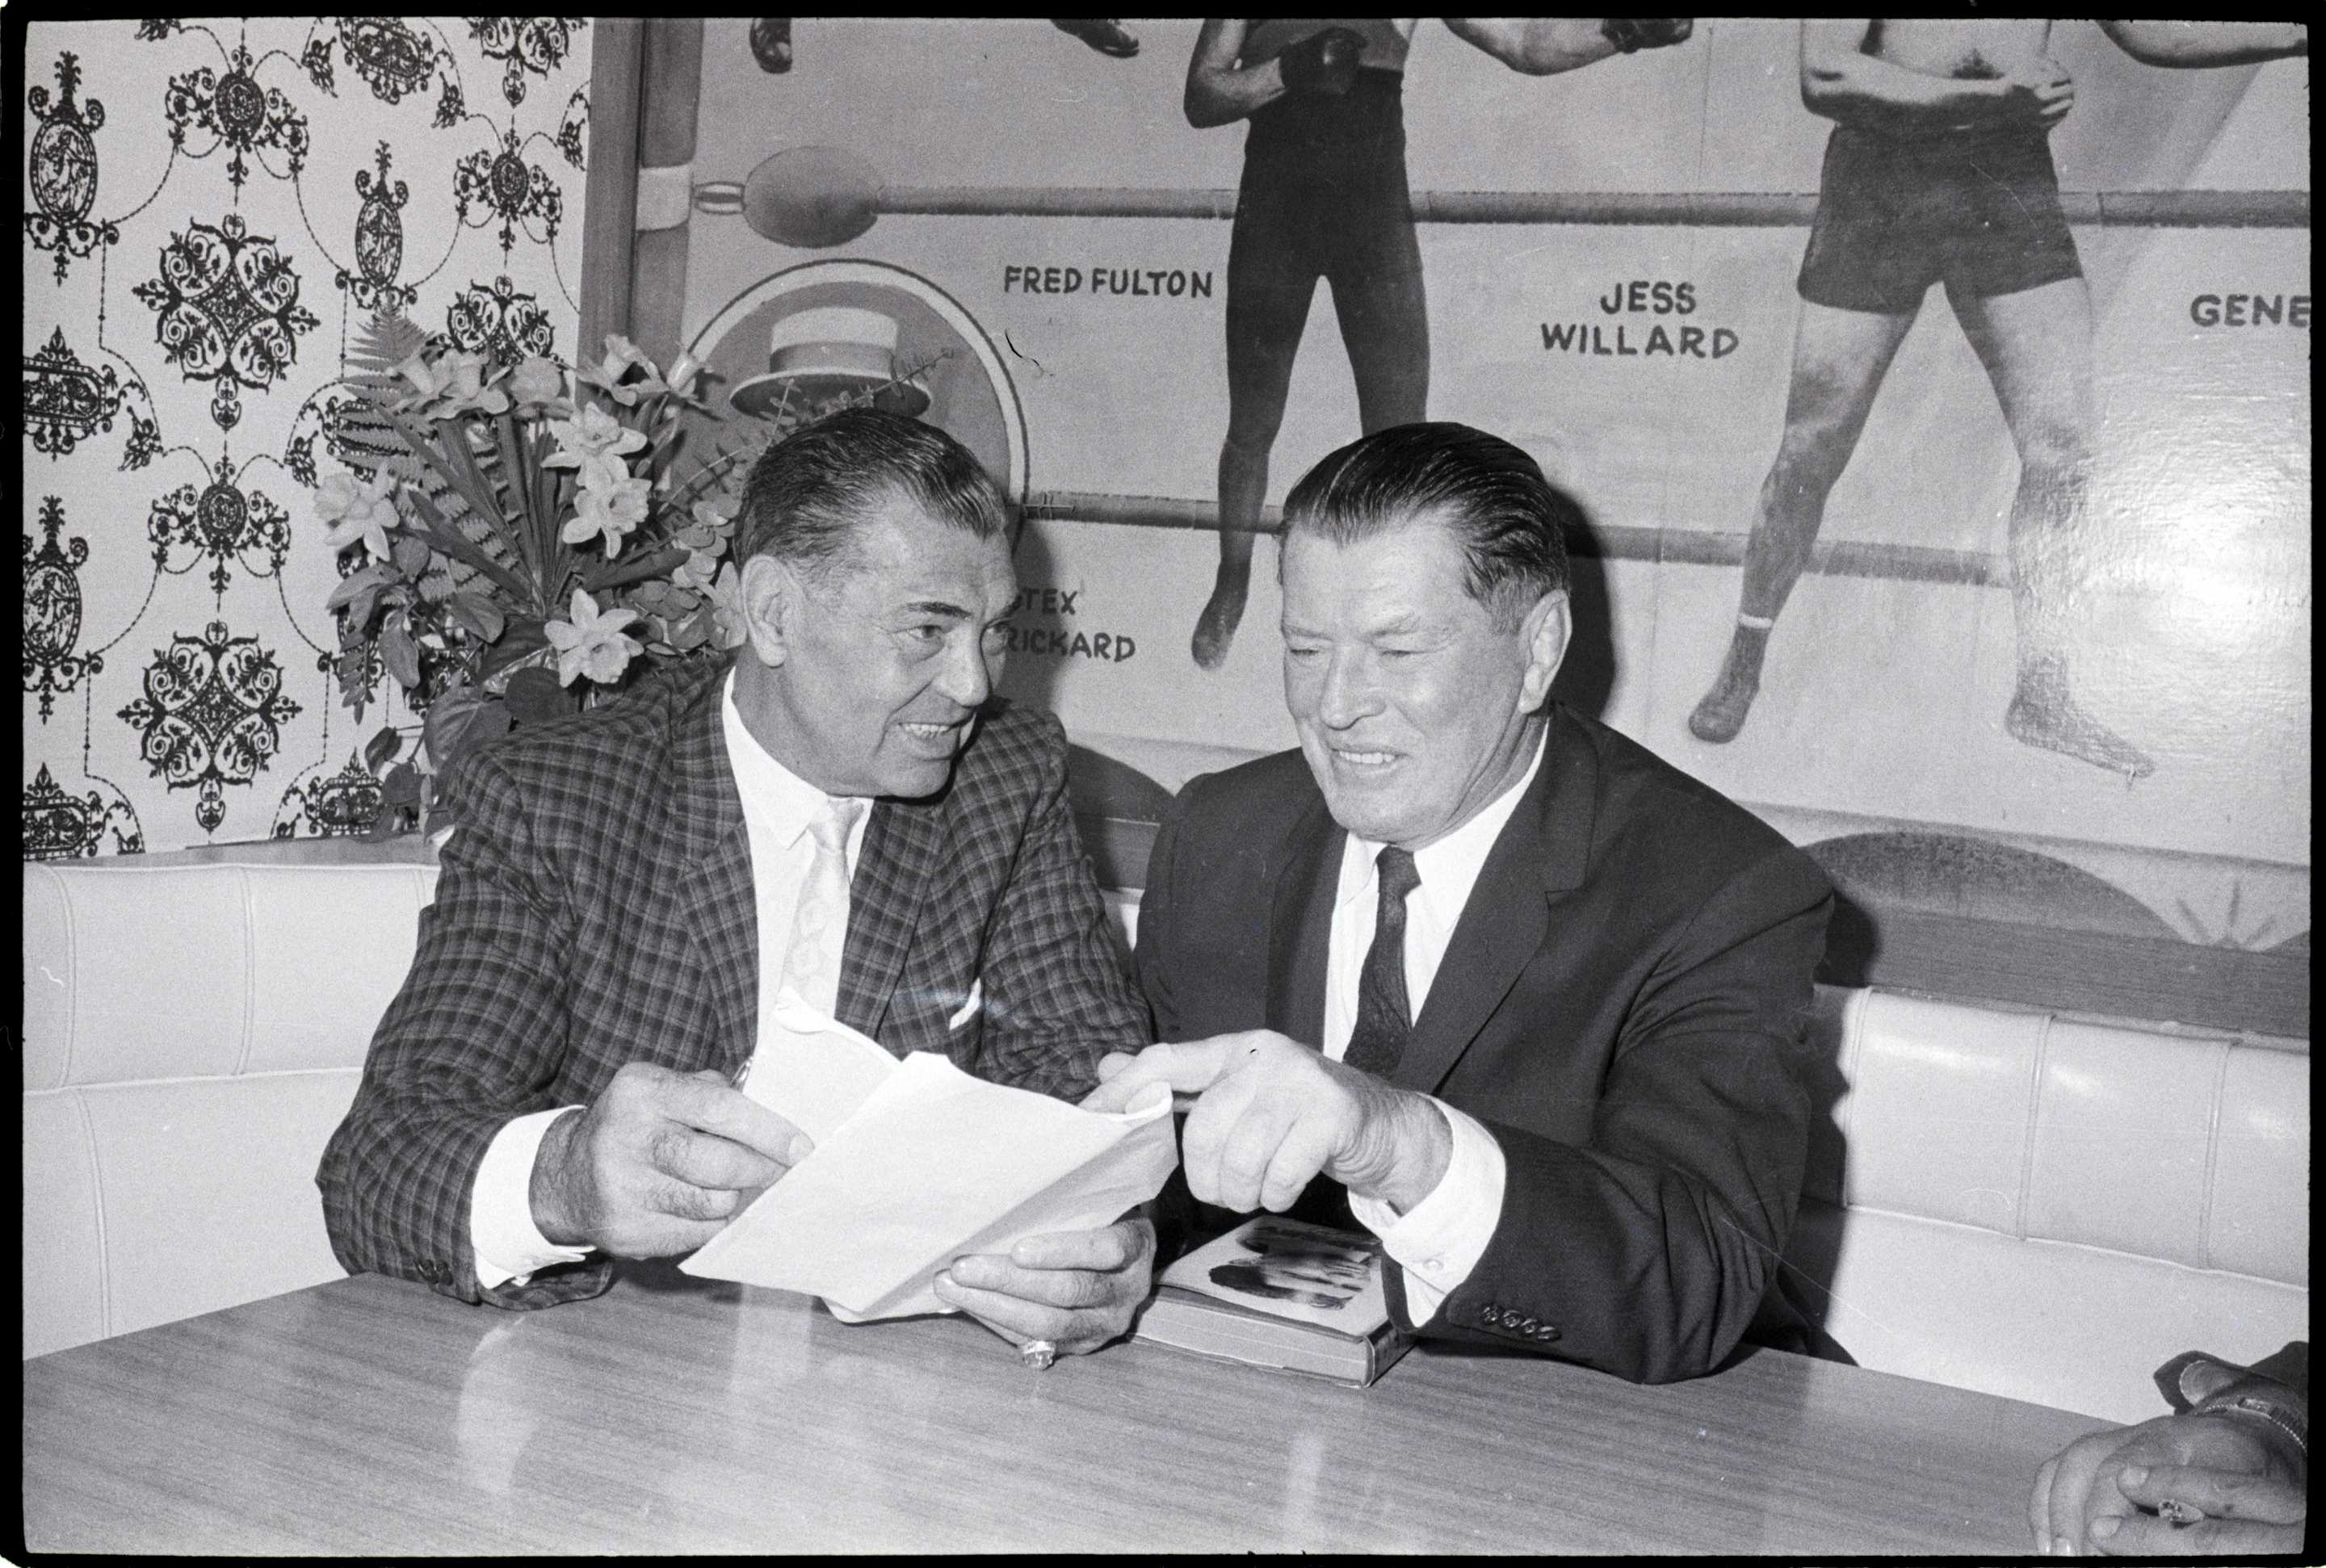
[1549,509,1616,725]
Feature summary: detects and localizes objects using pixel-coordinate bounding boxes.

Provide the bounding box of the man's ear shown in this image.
[1517,590,1571,711]
[738,554,798,669]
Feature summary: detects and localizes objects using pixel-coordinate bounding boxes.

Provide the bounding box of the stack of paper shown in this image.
[681,996,1178,1319]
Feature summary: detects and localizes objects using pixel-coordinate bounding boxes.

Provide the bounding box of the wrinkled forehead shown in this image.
[841,498,1016,606]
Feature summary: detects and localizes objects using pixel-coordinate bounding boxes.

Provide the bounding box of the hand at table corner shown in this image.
[932,1217,1156,1356]
[2030,1410,2303,1555]
[530,1063,812,1259]
[1080,1032,1451,1214]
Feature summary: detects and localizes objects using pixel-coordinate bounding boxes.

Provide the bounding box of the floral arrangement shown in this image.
[313,315,901,836]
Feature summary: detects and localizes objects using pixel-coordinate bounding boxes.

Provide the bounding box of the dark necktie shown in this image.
[1341,846,1421,1078]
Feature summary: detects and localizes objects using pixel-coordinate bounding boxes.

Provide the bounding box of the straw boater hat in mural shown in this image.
[728,304,930,421]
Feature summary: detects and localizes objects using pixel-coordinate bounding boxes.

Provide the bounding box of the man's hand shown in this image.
[530,1063,812,1258]
[2004,56,2076,129]
[932,1217,1156,1356]
[1602,19,1694,54]
[1079,1031,1453,1215]
[1278,26,1366,96]
[2030,1410,2305,1555]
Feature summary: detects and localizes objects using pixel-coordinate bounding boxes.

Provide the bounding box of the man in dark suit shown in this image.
[1086,421,1834,1383]
[320,409,1153,1357]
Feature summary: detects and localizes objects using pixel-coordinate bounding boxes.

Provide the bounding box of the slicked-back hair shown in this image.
[1281,421,1573,627]
[732,407,1011,582]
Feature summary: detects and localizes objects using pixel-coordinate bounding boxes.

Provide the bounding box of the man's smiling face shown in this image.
[1279,512,1560,850]
[737,492,1016,799]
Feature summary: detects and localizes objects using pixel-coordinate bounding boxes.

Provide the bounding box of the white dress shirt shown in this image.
[469,669,871,1289]
[1325,732,1544,1325]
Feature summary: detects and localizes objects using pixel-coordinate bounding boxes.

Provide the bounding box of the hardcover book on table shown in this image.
[1133,1214,1413,1388]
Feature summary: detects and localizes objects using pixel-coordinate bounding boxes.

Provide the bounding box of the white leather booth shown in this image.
[21,853,2308,1424]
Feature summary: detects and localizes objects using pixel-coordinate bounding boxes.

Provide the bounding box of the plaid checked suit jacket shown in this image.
[316,660,1147,1309]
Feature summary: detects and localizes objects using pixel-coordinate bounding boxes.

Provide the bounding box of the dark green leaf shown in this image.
[364,724,403,772]
[479,619,550,681]
[582,541,688,594]
[380,619,423,690]
[325,564,393,613]
[505,666,573,723]
[391,535,435,577]
[424,685,509,778]
[380,762,423,807]
[447,591,507,644]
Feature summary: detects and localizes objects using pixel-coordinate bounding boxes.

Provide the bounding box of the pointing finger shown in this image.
[1078,1038,1238,1111]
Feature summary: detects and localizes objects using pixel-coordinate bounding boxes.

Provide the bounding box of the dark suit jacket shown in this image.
[1136,703,1835,1384]
[317,660,1147,1309]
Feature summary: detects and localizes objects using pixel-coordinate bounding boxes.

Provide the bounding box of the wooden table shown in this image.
[23,1264,2110,1554]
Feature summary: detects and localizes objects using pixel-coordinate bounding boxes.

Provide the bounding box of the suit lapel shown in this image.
[836,794,942,1038]
[1266,792,1343,1047]
[667,665,760,1080]
[1393,711,1597,1094]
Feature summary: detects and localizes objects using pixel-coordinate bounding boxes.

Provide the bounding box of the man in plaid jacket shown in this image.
[318,409,1155,1356]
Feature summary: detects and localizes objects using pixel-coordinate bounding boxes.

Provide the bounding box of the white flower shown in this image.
[576,449,632,497]
[544,589,643,685]
[561,474,652,554]
[509,355,566,407]
[316,471,401,561]
[578,335,657,405]
[543,403,649,469]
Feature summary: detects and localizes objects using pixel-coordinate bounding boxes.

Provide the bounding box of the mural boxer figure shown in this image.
[1185,18,1694,669]
[1690,19,2309,778]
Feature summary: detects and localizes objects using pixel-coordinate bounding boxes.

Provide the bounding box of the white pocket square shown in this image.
[947,980,984,1030]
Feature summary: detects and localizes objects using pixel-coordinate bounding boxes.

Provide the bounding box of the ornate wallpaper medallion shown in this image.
[148,475,292,603]
[275,751,386,839]
[23,763,142,860]
[23,326,122,459]
[467,18,586,107]
[164,40,311,194]
[24,52,121,284]
[341,142,418,312]
[454,129,563,259]
[304,16,462,126]
[24,497,101,722]
[445,275,556,367]
[118,621,303,832]
[132,213,321,430]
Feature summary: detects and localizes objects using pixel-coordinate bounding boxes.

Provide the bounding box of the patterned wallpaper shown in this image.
[22,17,593,857]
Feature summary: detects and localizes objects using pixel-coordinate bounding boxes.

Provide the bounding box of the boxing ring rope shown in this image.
[686,160,2311,234]
[691,153,2303,584]
[868,186,2310,230]
[1022,492,2010,586]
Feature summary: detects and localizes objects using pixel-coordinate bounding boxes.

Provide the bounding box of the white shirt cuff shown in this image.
[471,1106,596,1289]
[1346,1099,1506,1327]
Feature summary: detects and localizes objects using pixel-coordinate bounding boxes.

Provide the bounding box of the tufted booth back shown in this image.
[1787,986,2307,1422]
[23,859,439,1360]
[23,862,2309,1425]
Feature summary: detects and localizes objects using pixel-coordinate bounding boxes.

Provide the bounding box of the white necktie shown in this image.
[779,797,866,1016]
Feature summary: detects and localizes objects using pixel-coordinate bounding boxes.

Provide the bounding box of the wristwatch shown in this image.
[2155,1349,2309,1461]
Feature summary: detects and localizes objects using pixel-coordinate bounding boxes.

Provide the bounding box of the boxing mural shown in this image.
[1690,19,2310,781]
[608,19,2309,1029]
